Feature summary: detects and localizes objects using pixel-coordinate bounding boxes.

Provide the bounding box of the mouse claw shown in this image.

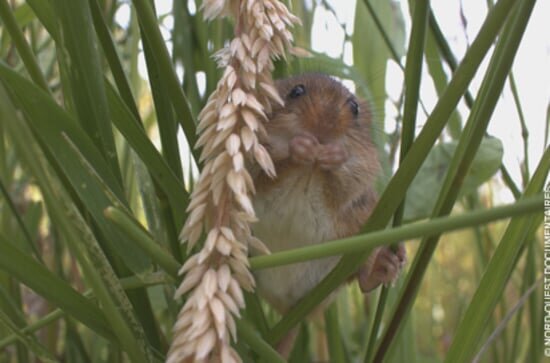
[395,243,407,268]
[317,143,348,170]
[289,133,319,165]
[357,244,407,293]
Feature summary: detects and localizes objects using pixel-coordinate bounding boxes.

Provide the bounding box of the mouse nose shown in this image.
[301,99,342,142]
[311,118,341,144]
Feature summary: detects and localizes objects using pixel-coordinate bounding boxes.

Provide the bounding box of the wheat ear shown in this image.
[167,1,302,362]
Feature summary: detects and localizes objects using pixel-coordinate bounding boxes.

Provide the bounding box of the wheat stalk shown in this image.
[167,1,301,362]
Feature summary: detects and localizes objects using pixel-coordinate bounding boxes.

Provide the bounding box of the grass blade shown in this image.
[0,309,57,363]
[365,1,430,358]
[52,0,122,181]
[139,12,184,182]
[0,63,151,272]
[0,272,168,350]
[0,234,113,340]
[104,206,180,279]
[0,83,152,362]
[0,177,41,260]
[0,0,49,92]
[447,147,549,362]
[88,0,140,120]
[250,195,541,270]
[131,0,197,156]
[105,81,188,223]
[325,303,348,363]
[373,0,536,358]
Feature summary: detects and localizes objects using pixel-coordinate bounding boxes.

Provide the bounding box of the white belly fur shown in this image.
[252,171,339,312]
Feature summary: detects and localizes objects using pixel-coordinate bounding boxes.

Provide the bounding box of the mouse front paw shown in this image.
[289,133,319,165]
[317,142,349,170]
[358,244,407,293]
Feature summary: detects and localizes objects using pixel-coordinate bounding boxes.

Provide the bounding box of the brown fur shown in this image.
[255,73,381,238]
[251,75,405,356]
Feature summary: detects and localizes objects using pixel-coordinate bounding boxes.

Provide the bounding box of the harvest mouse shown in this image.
[251,74,406,335]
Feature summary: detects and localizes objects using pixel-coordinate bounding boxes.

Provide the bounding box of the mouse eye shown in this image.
[288,84,306,99]
[348,98,359,117]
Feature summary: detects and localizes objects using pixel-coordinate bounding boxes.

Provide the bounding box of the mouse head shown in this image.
[263,73,375,164]
[272,73,371,141]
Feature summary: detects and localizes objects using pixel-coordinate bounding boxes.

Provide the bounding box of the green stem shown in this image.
[373,1,537,359]
[88,0,141,120]
[131,0,198,160]
[138,12,186,259]
[428,10,474,108]
[545,102,549,148]
[0,310,57,362]
[362,0,404,70]
[0,0,50,93]
[0,271,170,350]
[325,303,348,363]
[244,292,270,338]
[104,206,180,279]
[365,1,429,360]
[500,165,522,198]
[508,73,530,185]
[251,195,541,270]
[0,177,42,262]
[445,146,548,362]
[236,320,286,363]
[429,8,522,200]
[472,277,542,363]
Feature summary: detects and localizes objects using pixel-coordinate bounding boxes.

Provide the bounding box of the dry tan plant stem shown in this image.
[167,1,301,362]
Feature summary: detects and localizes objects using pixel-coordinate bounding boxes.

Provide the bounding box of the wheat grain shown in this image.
[167,1,301,361]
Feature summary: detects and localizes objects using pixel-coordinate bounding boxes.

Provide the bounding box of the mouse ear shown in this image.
[288,84,306,99]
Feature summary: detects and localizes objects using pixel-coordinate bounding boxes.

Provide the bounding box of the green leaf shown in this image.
[25,0,58,39]
[446,146,548,362]
[172,0,202,111]
[0,309,57,363]
[0,63,151,273]
[0,234,113,340]
[354,0,406,122]
[405,137,504,220]
[325,303,348,363]
[65,322,93,363]
[0,286,27,331]
[105,81,188,224]
[424,30,463,139]
[131,0,198,158]
[373,0,534,358]
[288,324,309,363]
[13,3,35,28]
[0,0,49,92]
[0,82,153,362]
[0,272,169,351]
[0,178,40,259]
[104,207,180,279]
[0,283,29,362]
[140,23,184,183]
[52,0,121,181]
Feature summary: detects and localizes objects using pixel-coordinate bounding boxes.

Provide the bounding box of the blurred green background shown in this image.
[0,0,548,362]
